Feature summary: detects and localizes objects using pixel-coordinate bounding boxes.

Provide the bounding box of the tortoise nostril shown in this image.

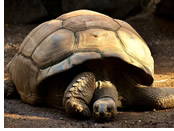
[95,105,99,111]
[99,104,106,116]
[107,106,112,112]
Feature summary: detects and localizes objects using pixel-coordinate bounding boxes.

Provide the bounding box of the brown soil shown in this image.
[4,12,174,128]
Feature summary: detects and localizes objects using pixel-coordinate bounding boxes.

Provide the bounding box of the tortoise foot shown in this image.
[93,98,116,120]
[4,79,19,99]
[64,98,91,119]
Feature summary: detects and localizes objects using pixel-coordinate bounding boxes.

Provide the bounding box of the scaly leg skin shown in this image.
[133,84,174,110]
[4,79,19,99]
[63,72,96,119]
[93,81,118,121]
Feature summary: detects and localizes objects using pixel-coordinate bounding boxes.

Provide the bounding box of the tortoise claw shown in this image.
[64,98,91,119]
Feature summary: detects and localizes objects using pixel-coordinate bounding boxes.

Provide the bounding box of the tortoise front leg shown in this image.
[63,72,96,119]
[93,81,118,120]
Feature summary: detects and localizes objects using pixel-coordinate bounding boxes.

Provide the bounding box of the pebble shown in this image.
[59,117,63,120]
[138,120,142,123]
[153,109,156,111]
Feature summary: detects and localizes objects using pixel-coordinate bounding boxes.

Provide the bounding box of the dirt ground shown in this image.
[4,12,174,128]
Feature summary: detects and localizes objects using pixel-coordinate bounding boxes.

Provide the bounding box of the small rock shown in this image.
[153,109,156,111]
[131,122,135,125]
[138,120,142,123]
[59,117,63,120]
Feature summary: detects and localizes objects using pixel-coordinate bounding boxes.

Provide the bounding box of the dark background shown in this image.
[4,0,174,24]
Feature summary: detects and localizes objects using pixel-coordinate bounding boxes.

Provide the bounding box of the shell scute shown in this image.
[21,20,63,57]
[32,29,75,68]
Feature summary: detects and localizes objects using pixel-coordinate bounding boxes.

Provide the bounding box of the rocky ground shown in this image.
[4,12,174,128]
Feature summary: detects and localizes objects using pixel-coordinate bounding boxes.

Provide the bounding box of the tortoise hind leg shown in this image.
[4,79,20,99]
[133,85,174,109]
[63,72,96,119]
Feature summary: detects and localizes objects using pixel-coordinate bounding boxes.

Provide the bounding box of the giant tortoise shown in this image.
[4,10,174,120]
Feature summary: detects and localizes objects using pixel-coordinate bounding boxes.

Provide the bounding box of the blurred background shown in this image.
[4,0,174,24]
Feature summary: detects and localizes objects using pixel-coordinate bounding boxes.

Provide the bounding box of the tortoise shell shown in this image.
[7,10,154,106]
